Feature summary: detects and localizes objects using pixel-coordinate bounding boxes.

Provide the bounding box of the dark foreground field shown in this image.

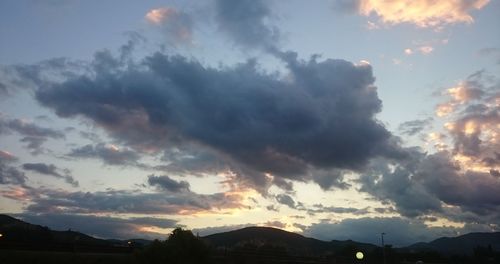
[0,250,136,264]
[0,250,331,264]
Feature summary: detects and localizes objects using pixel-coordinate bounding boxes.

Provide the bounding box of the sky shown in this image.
[0,0,499,247]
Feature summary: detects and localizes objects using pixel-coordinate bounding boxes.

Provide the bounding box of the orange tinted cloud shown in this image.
[418,45,434,54]
[0,150,17,161]
[145,7,193,43]
[431,72,499,176]
[446,83,483,103]
[436,103,454,117]
[435,81,484,116]
[145,7,176,24]
[357,0,490,28]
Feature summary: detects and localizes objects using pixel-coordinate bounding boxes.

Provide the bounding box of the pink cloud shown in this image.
[356,0,490,28]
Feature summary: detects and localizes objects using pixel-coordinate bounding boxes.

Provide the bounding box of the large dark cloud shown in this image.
[31,47,402,192]
[22,162,79,187]
[214,0,280,51]
[18,213,177,239]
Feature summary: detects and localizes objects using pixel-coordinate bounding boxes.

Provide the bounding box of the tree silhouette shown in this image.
[137,228,210,264]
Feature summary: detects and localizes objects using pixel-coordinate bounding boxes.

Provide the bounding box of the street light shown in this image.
[356,251,364,260]
[381,232,386,264]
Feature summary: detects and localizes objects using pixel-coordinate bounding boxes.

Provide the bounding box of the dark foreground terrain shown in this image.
[1,214,499,264]
[0,250,135,264]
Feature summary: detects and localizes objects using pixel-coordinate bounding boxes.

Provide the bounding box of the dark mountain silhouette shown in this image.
[0,214,149,248]
[0,214,135,253]
[0,214,110,246]
[405,232,500,255]
[1,214,499,257]
[203,226,377,255]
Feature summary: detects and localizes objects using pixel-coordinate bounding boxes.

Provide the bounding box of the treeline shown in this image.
[135,228,500,264]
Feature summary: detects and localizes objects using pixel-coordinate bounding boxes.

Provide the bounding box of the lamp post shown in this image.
[381,232,386,264]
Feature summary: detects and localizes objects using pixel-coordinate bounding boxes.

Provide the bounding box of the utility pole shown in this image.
[381,232,386,264]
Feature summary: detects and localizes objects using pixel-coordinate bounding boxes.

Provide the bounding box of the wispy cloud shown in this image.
[398,118,433,136]
[214,0,281,51]
[478,47,500,64]
[418,45,434,55]
[68,143,140,166]
[8,186,246,216]
[0,151,26,186]
[22,163,79,187]
[0,114,64,154]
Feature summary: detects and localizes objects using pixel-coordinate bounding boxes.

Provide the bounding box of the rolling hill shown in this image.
[0,214,133,252]
[0,214,109,246]
[406,232,500,255]
[203,226,377,255]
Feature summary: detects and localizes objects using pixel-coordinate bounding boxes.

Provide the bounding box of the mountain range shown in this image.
[1,214,499,256]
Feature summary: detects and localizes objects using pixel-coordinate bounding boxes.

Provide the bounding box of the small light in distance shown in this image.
[356,251,364,260]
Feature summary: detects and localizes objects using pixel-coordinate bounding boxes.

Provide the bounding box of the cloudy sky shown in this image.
[0,0,499,247]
